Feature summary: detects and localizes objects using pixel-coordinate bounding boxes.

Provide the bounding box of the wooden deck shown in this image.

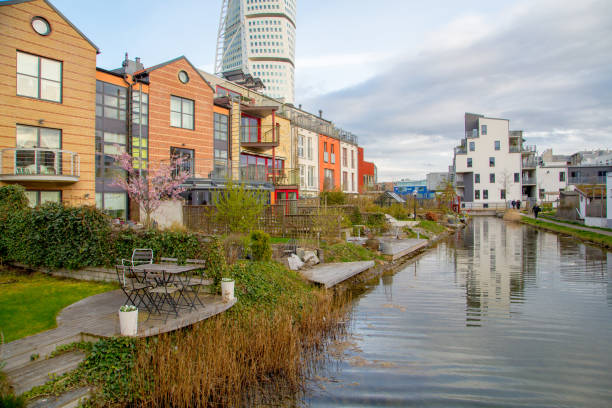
[300,261,375,288]
[379,238,428,260]
[2,290,236,371]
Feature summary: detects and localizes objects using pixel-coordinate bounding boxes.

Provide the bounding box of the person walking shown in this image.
[533,204,541,219]
[511,200,516,209]
[516,200,521,210]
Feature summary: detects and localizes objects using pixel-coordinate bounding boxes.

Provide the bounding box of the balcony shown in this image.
[455,179,465,187]
[455,146,467,155]
[509,130,523,138]
[240,124,280,149]
[522,158,538,169]
[522,177,537,185]
[0,148,79,183]
[522,145,537,154]
[509,145,520,153]
[239,165,299,187]
[466,129,479,139]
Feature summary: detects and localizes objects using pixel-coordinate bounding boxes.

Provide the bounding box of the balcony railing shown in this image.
[509,130,523,138]
[509,145,520,153]
[239,165,299,186]
[455,146,467,155]
[0,148,79,183]
[522,159,538,168]
[240,124,280,148]
[522,145,537,153]
[466,129,479,138]
[455,179,465,187]
[522,177,537,185]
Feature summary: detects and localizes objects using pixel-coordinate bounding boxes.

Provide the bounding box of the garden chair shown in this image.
[121,249,154,272]
[143,268,180,322]
[161,258,210,310]
[115,265,159,315]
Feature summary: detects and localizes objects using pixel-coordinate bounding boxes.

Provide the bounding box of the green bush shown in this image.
[249,230,271,261]
[349,206,362,225]
[204,236,228,290]
[0,185,28,212]
[320,190,346,205]
[386,203,411,220]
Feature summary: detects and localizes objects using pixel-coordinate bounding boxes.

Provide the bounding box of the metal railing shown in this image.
[522,145,537,153]
[522,177,537,185]
[240,124,280,146]
[568,175,608,185]
[0,148,79,180]
[509,130,523,138]
[455,146,467,154]
[509,146,520,153]
[522,159,538,168]
[239,165,299,186]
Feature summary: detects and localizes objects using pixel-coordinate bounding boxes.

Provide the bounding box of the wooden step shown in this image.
[6,351,85,395]
[28,386,91,408]
[1,330,82,372]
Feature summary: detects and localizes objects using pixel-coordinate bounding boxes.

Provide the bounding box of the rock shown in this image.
[287,253,304,270]
[296,248,306,260]
[365,238,380,251]
[303,251,319,266]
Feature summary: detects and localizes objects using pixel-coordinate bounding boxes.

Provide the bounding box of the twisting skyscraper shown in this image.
[215,0,296,103]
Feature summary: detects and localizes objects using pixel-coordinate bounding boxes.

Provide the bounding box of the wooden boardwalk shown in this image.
[379,238,428,260]
[300,261,375,288]
[2,290,236,371]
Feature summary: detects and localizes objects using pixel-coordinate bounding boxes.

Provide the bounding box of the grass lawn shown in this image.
[521,217,612,249]
[416,220,447,235]
[0,270,116,342]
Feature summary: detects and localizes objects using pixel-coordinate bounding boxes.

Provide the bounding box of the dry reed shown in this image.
[131,290,351,407]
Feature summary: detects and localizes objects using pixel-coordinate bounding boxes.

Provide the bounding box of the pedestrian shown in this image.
[533,204,541,219]
[516,200,521,210]
[511,200,516,209]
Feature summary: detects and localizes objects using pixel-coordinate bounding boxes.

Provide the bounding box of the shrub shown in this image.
[320,190,346,205]
[386,203,410,220]
[0,185,28,212]
[223,234,247,264]
[204,236,228,290]
[349,206,362,225]
[250,230,272,261]
[214,178,267,233]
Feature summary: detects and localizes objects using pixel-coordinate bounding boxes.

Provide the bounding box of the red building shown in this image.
[358,147,377,193]
[319,134,341,191]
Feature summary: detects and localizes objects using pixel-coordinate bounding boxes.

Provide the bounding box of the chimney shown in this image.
[298,104,302,109]
[319,109,323,118]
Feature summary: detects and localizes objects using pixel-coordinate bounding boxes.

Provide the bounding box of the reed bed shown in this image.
[131,290,351,407]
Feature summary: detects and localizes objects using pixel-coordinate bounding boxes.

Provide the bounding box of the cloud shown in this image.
[298,0,612,180]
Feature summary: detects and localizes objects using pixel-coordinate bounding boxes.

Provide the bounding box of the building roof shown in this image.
[0,0,100,53]
[142,56,215,93]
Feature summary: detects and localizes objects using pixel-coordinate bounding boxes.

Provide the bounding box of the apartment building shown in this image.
[0,0,98,207]
[535,149,568,204]
[339,131,358,194]
[453,113,537,208]
[319,134,340,191]
[357,147,376,193]
[296,127,318,197]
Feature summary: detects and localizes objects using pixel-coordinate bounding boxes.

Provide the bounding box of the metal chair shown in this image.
[122,248,154,269]
[115,265,158,315]
[144,268,180,322]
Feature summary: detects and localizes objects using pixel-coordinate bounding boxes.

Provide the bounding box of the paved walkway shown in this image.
[525,214,612,237]
[3,290,236,371]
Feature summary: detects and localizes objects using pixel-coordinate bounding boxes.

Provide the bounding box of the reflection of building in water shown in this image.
[455,218,526,319]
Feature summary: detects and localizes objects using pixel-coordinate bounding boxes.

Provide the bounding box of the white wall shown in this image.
[149,200,184,229]
[455,116,521,204]
[297,127,319,196]
[536,164,567,204]
[340,140,358,194]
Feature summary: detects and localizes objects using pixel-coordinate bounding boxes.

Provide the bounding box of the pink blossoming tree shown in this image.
[112,152,190,228]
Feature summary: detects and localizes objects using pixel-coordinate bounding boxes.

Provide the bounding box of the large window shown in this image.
[342,171,348,190]
[96,81,127,121]
[17,51,62,102]
[351,150,355,168]
[324,169,334,189]
[95,192,127,219]
[240,115,259,143]
[214,113,228,141]
[342,147,347,167]
[25,190,61,208]
[170,96,194,129]
[308,166,315,187]
[307,137,312,160]
[559,171,565,182]
[16,125,61,174]
[298,135,304,157]
[467,158,472,168]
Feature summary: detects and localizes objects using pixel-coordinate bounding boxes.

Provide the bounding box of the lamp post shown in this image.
[413,191,417,220]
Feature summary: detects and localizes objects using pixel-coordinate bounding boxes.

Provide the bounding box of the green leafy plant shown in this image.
[0,185,28,212]
[204,236,228,290]
[320,190,346,205]
[214,178,267,233]
[249,230,272,261]
[119,305,137,312]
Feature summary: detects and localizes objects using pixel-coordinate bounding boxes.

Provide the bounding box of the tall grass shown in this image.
[131,290,350,407]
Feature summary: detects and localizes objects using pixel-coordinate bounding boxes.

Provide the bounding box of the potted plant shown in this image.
[221,274,235,302]
[118,305,138,336]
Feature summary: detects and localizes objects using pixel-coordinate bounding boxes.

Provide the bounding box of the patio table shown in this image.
[132,264,204,319]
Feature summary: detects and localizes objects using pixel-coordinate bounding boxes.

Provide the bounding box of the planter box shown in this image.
[119,309,138,336]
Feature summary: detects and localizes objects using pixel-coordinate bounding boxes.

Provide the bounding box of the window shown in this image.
[307,137,312,160]
[17,51,62,102]
[351,150,355,168]
[170,147,194,176]
[494,140,500,150]
[514,172,520,182]
[559,171,565,182]
[323,141,328,162]
[475,174,480,183]
[342,171,348,190]
[299,165,305,187]
[96,81,127,120]
[16,125,61,175]
[490,173,495,183]
[25,190,61,208]
[500,189,506,199]
[308,166,315,187]
[214,113,228,141]
[475,190,480,199]
[489,157,495,167]
[481,124,487,135]
[351,173,355,191]
[469,141,475,151]
[170,96,194,129]
[342,147,347,167]
[324,169,334,189]
[467,158,472,168]
[330,144,336,164]
[95,192,127,219]
[539,189,545,200]
[241,115,258,143]
[483,189,488,199]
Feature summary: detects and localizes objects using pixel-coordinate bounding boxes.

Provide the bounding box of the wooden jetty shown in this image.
[300,261,375,288]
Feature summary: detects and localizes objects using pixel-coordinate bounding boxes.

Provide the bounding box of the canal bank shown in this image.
[305,216,612,407]
[519,214,612,249]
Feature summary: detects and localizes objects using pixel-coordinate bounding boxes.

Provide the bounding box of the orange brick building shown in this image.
[319,134,340,191]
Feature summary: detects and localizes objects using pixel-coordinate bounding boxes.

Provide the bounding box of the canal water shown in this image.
[306,217,612,407]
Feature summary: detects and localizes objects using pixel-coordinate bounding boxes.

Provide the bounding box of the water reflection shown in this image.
[306,217,612,407]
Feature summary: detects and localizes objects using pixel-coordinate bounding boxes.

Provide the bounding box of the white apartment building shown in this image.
[536,149,568,205]
[297,127,318,197]
[340,139,358,194]
[216,0,296,103]
[454,113,537,208]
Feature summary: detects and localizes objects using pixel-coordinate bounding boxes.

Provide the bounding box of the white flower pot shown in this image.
[119,309,138,336]
[221,278,235,302]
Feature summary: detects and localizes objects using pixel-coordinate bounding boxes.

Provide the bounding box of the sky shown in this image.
[46,0,612,181]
